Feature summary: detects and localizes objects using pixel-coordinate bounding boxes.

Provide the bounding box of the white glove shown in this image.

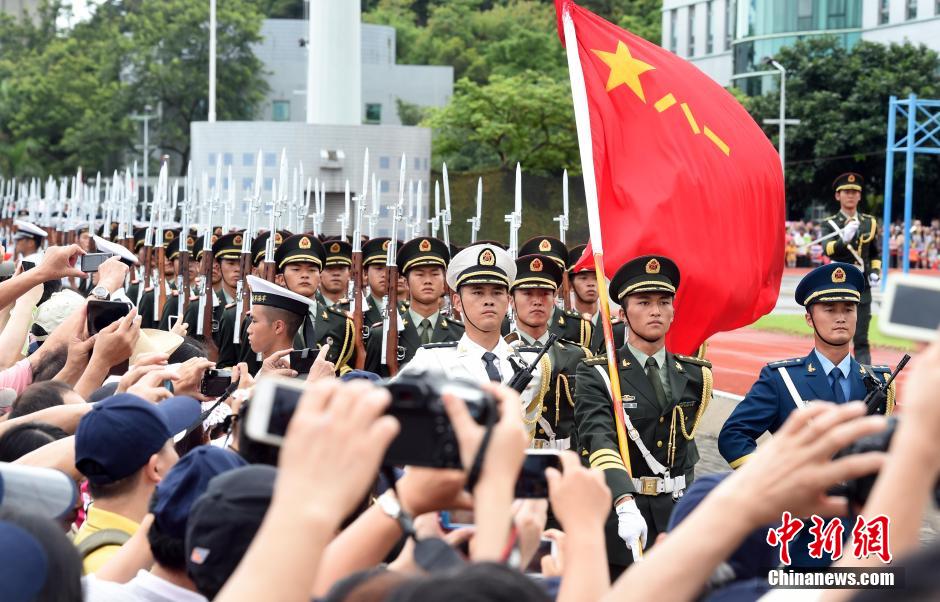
[840,220,859,243]
[869,272,880,287]
[615,498,648,550]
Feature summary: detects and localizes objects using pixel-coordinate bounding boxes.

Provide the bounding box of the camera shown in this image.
[86,299,131,335]
[79,252,113,273]
[244,370,496,469]
[831,417,940,508]
[200,369,233,397]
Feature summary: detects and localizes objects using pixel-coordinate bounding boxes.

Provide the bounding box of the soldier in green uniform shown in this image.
[157,230,200,330]
[499,236,593,348]
[319,238,352,311]
[575,255,713,578]
[363,236,463,376]
[568,243,627,354]
[137,229,179,329]
[505,253,590,451]
[361,237,391,325]
[821,172,882,364]
[125,227,148,304]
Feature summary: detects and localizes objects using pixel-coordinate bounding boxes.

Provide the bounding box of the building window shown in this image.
[879,0,890,23]
[669,9,677,52]
[797,0,813,30]
[208,177,216,189]
[223,177,229,190]
[243,153,253,167]
[223,153,233,166]
[424,158,429,169]
[264,177,273,191]
[272,100,290,122]
[365,103,382,124]
[264,152,276,167]
[380,180,390,193]
[687,6,696,57]
[379,156,390,169]
[936,0,940,15]
[828,0,847,29]
[706,1,714,54]
[242,178,253,191]
[208,152,217,166]
[907,0,917,19]
[414,157,421,170]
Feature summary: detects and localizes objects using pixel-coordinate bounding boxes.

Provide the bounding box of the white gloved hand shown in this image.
[840,220,859,243]
[615,498,648,550]
[869,272,880,286]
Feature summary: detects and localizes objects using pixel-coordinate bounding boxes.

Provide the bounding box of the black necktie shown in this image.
[482,351,502,382]
[645,357,667,408]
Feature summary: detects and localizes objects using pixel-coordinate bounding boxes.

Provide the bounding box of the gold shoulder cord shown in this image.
[886,379,896,416]
[337,317,354,372]
[673,365,714,441]
[523,354,553,427]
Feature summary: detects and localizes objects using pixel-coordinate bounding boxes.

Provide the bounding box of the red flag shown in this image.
[557,0,784,355]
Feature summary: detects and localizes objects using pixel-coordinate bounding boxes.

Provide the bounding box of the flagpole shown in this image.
[562,6,633,476]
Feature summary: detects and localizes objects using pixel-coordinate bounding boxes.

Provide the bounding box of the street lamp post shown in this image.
[761,58,800,181]
[130,105,158,209]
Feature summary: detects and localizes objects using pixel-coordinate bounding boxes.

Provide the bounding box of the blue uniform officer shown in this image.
[719,262,895,468]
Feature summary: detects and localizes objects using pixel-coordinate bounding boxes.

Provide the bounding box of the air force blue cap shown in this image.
[75,394,201,485]
[151,446,246,540]
[794,262,864,307]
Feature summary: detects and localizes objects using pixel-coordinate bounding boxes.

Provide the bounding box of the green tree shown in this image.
[745,38,940,219]
[396,98,428,125]
[427,72,579,174]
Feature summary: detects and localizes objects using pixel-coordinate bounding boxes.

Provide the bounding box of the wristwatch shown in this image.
[90,286,110,301]
[375,490,415,537]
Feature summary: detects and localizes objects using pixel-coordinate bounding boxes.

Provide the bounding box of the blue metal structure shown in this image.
[881,94,940,288]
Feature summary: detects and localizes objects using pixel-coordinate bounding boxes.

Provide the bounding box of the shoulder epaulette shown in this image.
[224,302,236,309]
[422,341,458,349]
[563,309,584,319]
[583,355,607,366]
[504,332,521,345]
[767,357,805,368]
[326,305,348,318]
[675,353,712,368]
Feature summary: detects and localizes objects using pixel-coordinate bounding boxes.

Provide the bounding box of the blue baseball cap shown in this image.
[151,446,246,539]
[0,521,48,602]
[75,394,201,485]
[794,262,864,307]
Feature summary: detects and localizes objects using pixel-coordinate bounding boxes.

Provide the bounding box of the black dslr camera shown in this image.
[382,371,497,469]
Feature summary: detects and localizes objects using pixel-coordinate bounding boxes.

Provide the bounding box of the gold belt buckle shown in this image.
[639,477,659,496]
[532,439,547,449]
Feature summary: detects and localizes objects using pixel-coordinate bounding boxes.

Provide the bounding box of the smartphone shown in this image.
[514,449,562,499]
[168,315,179,329]
[289,348,317,374]
[439,509,475,530]
[524,538,558,574]
[244,376,305,446]
[86,299,131,336]
[880,273,940,342]
[79,253,112,273]
[200,369,233,398]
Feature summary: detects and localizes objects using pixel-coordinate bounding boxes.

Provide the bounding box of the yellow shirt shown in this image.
[73,506,140,575]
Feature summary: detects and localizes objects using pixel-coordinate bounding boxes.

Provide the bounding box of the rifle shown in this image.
[863,354,910,415]
[507,333,558,393]
[467,177,481,244]
[556,169,571,310]
[351,149,369,369]
[154,158,170,321]
[505,163,522,329]
[234,150,263,342]
[381,155,406,376]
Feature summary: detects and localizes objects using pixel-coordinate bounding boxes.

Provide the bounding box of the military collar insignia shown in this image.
[322,310,328,319]
[401,318,409,326]
[859,365,866,375]
[621,358,630,368]
[441,320,448,329]
[807,363,816,373]
[832,267,846,283]
[557,315,565,325]
[645,258,660,274]
[675,361,684,372]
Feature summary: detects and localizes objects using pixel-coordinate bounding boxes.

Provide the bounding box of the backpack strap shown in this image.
[76,528,131,559]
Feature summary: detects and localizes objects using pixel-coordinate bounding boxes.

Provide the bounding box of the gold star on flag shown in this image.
[592,41,655,103]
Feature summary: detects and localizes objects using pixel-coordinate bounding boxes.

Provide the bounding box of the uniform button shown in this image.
[659,416,664,424]
[538,428,544,434]
[656,440,663,448]
[542,405,548,412]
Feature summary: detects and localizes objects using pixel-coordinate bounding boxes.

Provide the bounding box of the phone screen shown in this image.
[514,452,562,499]
[267,384,302,438]
[889,283,940,331]
[87,300,131,335]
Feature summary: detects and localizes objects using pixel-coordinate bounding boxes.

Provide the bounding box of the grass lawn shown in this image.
[748,314,916,351]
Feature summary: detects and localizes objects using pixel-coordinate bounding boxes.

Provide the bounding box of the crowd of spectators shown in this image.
[784,218,940,270]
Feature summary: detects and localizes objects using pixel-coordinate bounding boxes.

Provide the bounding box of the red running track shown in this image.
[708,328,913,399]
